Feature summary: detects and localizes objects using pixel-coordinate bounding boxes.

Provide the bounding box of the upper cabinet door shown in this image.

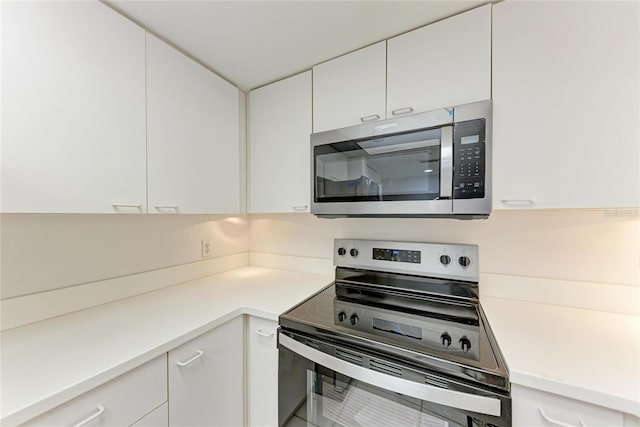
[313,42,386,132]
[249,71,312,213]
[1,1,147,213]
[387,4,491,117]
[492,1,640,209]
[146,35,241,214]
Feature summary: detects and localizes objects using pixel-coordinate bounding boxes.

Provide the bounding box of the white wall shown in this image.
[0,214,249,299]
[250,210,640,287]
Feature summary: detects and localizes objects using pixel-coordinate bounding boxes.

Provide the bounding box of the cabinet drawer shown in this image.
[24,355,167,427]
[512,385,623,427]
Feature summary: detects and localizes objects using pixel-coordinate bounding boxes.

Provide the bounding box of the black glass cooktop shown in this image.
[280,283,509,391]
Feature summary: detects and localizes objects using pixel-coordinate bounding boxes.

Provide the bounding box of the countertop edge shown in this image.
[511,369,640,418]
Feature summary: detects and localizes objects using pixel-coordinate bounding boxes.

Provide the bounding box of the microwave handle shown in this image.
[279,333,501,417]
[440,126,453,199]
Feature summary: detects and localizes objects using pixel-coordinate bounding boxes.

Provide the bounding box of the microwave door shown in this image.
[312,126,454,216]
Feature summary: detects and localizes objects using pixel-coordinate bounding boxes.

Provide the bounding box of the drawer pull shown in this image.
[72,405,105,427]
[256,328,275,337]
[154,205,179,211]
[112,203,142,210]
[176,350,204,367]
[391,107,414,116]
[292,205,308,212]
[539,408,587,427]
[360,114,381,122]
[500,198,535,206]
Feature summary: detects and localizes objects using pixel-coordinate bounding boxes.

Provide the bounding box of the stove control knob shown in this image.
[350,314,359,325]
[350,248,359,257]
[458,256,471,268]
[337,247,346,256]
[338,312,347,322]
[440,333,452,348]
[439,255,451,266]
[460,337,471,353]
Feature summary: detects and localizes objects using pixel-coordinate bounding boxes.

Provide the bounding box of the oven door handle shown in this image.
[279,333,501,417]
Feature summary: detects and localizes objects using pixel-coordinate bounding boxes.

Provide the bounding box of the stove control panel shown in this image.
[334,299,480,360]
[335,239,479,282]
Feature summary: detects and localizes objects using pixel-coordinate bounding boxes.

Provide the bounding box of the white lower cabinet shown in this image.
[168,316,244,427]
[247,317,279,427]
[131,403,168,427]
[512,385,623,427]
[23,355,167,427]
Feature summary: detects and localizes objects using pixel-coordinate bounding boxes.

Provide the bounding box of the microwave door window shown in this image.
[315,128,442,203]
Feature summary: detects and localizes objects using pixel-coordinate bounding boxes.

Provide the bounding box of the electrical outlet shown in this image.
[201,239,212,258]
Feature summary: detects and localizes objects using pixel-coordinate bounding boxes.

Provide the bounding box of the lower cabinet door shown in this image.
[512,384,623,427]
[23,355,167,427]
[248,317,279,427]
[168,316,244,426]
[131,403,168,427]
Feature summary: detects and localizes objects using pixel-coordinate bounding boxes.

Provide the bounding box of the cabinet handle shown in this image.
[176,350,204,367]
[256,328,275,338]
[111,203,142,210]
[360,114,381,122]
[154,205,179,211]
[539,408,586,427]
[391,107,414,116]
[500,198,535,206]
[292,205,308,212]
[72,405,105,427]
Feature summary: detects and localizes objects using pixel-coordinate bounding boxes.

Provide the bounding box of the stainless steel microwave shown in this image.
[311,100,492,218]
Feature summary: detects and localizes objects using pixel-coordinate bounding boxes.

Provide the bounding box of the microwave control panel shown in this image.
[453,119,486,199]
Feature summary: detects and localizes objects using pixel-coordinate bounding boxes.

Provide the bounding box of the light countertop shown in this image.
[482,296,640,417]
[0,266,333,426]
[2,266,638,425]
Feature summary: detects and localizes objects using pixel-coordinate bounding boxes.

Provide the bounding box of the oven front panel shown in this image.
[278,330,511,427]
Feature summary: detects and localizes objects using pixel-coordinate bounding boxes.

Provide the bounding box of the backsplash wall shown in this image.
[250,210,640,288]
[0,214,249,299]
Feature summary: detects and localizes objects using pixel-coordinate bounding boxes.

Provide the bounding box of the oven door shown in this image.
[278,331,510,427]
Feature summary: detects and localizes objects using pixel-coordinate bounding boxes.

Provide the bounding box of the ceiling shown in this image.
[106,1,488,92]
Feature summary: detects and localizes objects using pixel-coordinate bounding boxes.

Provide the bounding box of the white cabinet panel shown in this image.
[512,385,623,427]
[249,71,312,213]
[313,42,386,132]
[168,316,244,426]
[248,317,279,427]
[146,34,240,214]
[387,4,490,117]
[1,1,147,213]
[131,403,168,427]
[23,355,167,427]
[492,1,640,209]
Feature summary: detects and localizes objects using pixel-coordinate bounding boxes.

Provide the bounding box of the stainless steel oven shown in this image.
[278,239,510,427]
[310,100,492,218]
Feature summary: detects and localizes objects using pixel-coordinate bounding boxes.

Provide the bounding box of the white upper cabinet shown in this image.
[249,71,312,213]
[1,1,147,213]
[313,42,386,132]
[387,4,491,117]
[146,34,241,214]
[492,1,640,209]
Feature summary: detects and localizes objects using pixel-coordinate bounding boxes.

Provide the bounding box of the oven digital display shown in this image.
[373,247,421,263]
[372,318,422,340]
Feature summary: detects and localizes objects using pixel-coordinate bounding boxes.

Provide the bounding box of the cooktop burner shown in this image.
[279,239,509,391]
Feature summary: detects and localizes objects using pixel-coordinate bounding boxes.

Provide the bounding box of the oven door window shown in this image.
[284,367,467,427]
[314,127,447,203]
